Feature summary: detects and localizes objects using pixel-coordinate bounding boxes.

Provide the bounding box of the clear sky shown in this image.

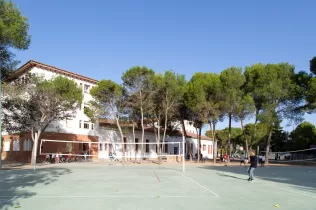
[12,0,316,133]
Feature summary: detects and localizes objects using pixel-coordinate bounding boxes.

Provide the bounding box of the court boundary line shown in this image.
[264,182,316,199]
[0,195,199,198]
[153,170,161,182]
[176,172,220,197]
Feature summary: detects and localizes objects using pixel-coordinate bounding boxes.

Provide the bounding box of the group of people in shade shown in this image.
[222,151,266,182]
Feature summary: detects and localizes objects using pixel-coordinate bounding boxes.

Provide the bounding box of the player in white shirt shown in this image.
[261,155,265,167]
[240,153,246,166]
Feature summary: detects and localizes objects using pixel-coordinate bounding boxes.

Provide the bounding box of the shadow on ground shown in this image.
[198,165,316,194]
[0,167,72,210]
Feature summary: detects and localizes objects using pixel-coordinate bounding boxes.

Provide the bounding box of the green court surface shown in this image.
[0,163,315,210]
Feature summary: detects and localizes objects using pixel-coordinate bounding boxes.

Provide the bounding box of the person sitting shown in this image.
[45,154,50,163]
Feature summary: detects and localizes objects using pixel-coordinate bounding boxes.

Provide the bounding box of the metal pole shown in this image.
[0,71,2,169]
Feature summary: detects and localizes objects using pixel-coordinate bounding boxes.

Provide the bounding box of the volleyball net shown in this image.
[260,148,316,162]
[39,139,185,163]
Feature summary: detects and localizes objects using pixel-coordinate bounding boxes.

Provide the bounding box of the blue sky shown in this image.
[12,0,316,133]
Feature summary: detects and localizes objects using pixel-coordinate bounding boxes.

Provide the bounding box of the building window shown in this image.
[23,139,32,151]
[79,120,82,128]
[84,84,90,93]
[99,143,103,151]
[3,141,10,152]
[174,147,178,155]
[84,121,89,129]
[66,119,73,128]
[13,139,20,151]
[203,145,206,151]
[146,140,149,153]
[104,143,108,151]
[135,138,139,152]
[91,123,94,130]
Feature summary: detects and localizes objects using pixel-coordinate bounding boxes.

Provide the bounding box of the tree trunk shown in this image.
[265,128,272,164]
[153,119,161,164]
[140,104,144,164]
[227,113,232,162]
[240,118,249,161]
[212,120,216,164]
[157,123,161,164]
[162,110,168,154]
[132,121,136,162]
[180,119,191,161]
[30,129,41,166]
[209,121,215,163]
[115,116,125,163]
[251,109,259,150]
[195,128,199,163]
[198,127,202,163]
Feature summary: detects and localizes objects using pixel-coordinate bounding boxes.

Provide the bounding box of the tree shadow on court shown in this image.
[0,167,72,210]
[198,165,316,193]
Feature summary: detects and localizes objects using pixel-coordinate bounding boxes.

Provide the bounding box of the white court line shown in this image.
[256,179,316,199]
[0,195,196,198]
[177,172,220,197]
[266,184,316,199]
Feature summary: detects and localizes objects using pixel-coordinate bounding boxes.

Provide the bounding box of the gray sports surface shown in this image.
[0,162,315,210]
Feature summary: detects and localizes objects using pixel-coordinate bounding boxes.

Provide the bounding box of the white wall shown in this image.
[170,120,198,134]
[94,128,184,159]
[183,138,214,159]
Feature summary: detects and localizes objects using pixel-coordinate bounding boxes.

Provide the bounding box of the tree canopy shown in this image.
[290,121,316,150]
[2,75,82,164]
[0,0,31,79]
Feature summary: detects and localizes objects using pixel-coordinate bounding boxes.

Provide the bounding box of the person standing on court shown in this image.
[240,153,246,166]
[224,152,228,166]
[261,155,265,167]
[248,151,258,181]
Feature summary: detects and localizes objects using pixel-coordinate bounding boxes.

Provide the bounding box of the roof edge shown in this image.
[14,60,99,84]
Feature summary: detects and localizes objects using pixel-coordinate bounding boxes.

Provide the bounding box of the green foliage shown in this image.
[270,127,290,152]
[306,77,316,111]
[40,76,83,105]
[220,67,245,114]
[0,0,31,79]
[122,66,155,119]
[243,123,268,149]
[290,121,316,150]
[2,75,83,133]
[184,73,210,127]
[234,94,255,121]
[122,66,154,92]
[84,106,96,123]
[310,57,316,75]
[244,63,266,112]
[90,80,124,118]
[214,127,243,150]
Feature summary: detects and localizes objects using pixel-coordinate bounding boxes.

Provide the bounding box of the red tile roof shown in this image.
[14,60,98,84]
[184,131,213,140]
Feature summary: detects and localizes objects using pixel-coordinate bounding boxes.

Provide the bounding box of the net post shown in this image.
[182,135,185,172]
[34,132,38,171]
